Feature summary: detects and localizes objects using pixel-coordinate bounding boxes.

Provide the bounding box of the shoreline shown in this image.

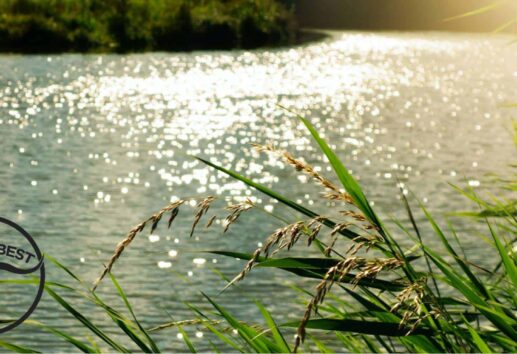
[0,29,329,55]
[1,28,513,56]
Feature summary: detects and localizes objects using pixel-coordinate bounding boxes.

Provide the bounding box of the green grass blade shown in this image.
[258,255,419,269]
[26,321,97,353]
[114,319,154,353]
[207,251,266,263]
[362,335,382,353]
[208,251,406,291]
[335,332,365,352]
[465,322,492,353]
[257,257,343,269]
[47,329,96,353]
[86,336,102,353]
[86,289,155,353]
[293,113,379,227]
[202,292,278,352]
[178,325,197,353]
[282,318,433,336]
[45,286,130,353]
[284,267,406,291]
[487,221,517,290]
[46,255,82,283]
[207,339,222,354]
[484,333,517,352]
[421,203,489,298]
[422,247,517,341]
[255,301,290,352]
[203,322,244,352]
[0,341,40,353]
[341,287,387,312]
[307,334,334,353]
[342,287,441,352]
[109,273,161,353]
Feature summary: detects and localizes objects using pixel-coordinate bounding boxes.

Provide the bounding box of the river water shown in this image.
[0,31,515,351]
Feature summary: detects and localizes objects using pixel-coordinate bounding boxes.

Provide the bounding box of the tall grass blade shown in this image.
[208,251,407,290]
[465,321,492,353]
[282,318,433,336]
[290,111,379,227]
[109,273,161,353]
[0,341,39,353]
[487,221,517,290]
[421,203,489,298]
[45,286,130,353]
[443,0,506,21]
[203,322,244,352]
[255,301,290,352]
[28,322,96,353]
[421,246,517,341]
[178,325,197,353]
[202,293,280,352]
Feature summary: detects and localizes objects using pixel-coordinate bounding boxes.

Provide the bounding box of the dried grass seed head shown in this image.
[190,196,216,237]
[93,200,185,290]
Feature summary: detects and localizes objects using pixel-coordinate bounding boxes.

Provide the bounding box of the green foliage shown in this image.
[189,112,517,352]
[0,0,297,52]
[1,114,516,352]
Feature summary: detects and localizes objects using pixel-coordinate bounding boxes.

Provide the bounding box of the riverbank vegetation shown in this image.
[0,0,297,53]
[1,113,515,353]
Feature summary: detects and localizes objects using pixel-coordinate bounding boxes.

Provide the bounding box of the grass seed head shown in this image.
[223,198,254,233]
[190,196,216,237]
[93,200,184,290]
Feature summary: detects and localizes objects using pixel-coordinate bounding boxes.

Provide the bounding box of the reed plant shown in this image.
[1,113,515,353]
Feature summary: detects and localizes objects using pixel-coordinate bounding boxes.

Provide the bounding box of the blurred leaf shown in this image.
[444,0,507,21]
[0,341,40,353]
[282,318,433,336]
[178,326,196,353]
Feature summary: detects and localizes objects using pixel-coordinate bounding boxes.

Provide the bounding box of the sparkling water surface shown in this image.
[0,31,516,351]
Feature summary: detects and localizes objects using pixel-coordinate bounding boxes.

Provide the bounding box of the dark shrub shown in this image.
[192,20,237,50]
[239,16,267,48]
[153,4,193,51]
[0,0,297,52]
[0,15,71,53]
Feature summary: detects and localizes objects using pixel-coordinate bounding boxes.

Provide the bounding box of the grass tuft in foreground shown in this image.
[1,114,515,353]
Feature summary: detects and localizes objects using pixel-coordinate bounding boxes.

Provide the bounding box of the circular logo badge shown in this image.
[0,217,45,333]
